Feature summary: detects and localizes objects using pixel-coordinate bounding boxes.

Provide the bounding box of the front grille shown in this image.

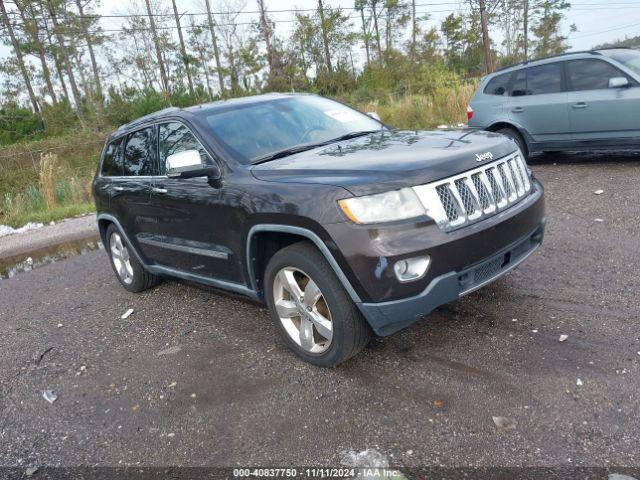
[412,152,531,231]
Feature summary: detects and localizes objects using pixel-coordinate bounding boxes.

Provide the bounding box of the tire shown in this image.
[496,127,529,160]
[105,223,160,293]
[264,242,372,367]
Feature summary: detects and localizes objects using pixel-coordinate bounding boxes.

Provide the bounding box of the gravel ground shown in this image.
[0,152,639,469]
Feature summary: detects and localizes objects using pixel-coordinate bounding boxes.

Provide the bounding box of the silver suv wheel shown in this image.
[109,232,134,285]
[272,267,333,353]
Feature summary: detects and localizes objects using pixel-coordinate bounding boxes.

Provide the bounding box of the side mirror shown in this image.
[608,77,629,88]
[366,111,381,121]
[166,149,221,180]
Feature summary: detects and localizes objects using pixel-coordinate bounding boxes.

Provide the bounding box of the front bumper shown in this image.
[356,221,544,335]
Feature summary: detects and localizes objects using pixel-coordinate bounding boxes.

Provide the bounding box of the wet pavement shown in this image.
[0,152,639,468]
[0,214,97,259]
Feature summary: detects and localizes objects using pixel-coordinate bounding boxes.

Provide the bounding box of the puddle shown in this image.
[0,235,103,279]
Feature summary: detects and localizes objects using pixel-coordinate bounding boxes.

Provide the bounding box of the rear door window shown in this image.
[484,73,510,96]
[526,63,563,95]
[100,138,123,176]
[510,70,527,97]
[567,59,632,91]
[158,122,208,175]
[123,127,157,176]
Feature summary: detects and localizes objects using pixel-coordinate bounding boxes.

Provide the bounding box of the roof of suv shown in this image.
[490,48,635,76]
[113,92,305,137]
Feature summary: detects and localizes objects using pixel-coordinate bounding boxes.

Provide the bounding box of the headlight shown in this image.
[338,188,425,224]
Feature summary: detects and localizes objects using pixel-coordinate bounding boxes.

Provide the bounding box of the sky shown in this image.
[1,0,639,79]
[94,0,640,51]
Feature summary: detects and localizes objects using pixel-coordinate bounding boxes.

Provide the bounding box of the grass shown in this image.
[0,138,103,228]
[0,89,476,229]
[353,83,477,129]
[4,203,96,228]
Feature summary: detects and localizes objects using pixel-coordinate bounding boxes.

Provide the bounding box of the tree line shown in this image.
[0,0,575,141]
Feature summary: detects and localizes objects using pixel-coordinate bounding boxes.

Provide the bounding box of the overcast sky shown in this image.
[96,0,640,51]
[1,0,639,77]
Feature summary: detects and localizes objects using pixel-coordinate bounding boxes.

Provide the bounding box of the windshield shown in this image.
[199,96,384,163]
[599,49,640,76]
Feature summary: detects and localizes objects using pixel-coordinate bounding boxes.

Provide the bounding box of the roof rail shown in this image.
[494,50,603,72]
[116,107,181,132]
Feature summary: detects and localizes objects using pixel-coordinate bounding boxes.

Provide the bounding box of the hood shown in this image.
[250,129,518,196]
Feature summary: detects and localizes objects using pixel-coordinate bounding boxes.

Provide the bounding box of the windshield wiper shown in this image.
[325,130,382,143]
[251,130,383,164]
[252,143,326,164]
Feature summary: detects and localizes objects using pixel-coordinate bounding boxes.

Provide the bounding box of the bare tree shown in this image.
[317,0,332,73]
[14,0,58,104]
[204,0,226,97]
[355,0,371,66]
[144,0,171,100]
[171,0,195,95]
[0,0,41,114]
[75,0,103,101]
[478,0,494,72]
[46,0,86,125]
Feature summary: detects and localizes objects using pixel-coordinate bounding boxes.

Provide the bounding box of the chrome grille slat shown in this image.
[412,152,532,232]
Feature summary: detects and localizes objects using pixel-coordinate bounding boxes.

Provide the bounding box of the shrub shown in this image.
[0,105,43,145]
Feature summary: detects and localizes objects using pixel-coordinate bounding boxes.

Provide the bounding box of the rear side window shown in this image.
[100,138,123,176]
[484,73,510,96]
[526,63,563,95]
[158,122,208,175]
[567,59,630,91]
[123,127,157,176]
[510,70,527,97]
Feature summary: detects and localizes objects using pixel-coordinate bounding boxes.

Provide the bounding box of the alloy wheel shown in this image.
[272,267,333,353]
[109,232,134,285]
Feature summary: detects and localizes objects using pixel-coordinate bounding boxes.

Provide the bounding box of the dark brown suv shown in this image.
[93,93,545,367]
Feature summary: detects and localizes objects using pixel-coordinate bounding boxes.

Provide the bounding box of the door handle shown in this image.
[572,102,587,109]
[511,107,524,113]
[152,187,168,194]
[113,186,124,192]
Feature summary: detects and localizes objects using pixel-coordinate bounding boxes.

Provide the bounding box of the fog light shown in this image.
[393,255,430,282]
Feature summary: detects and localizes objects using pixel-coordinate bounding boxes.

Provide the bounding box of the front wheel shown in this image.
[105,223,160,293]
[264,242,372,367]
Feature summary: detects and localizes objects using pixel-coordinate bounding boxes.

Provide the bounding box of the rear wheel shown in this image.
[496,127,528,160]
[265,242,372,367]
[105,224,160,293]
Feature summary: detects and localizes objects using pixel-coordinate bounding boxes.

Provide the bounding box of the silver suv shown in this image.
[468,48,640,158]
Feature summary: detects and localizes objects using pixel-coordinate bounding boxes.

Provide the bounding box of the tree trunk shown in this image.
[360,8,370,66]
[205,0,226,98]
[0,0,40,114]
[478,0,494,73]
[53,52,71,102]
[171,0,195,96]
[317,0,332,73]
[411,0,416,61]
[257,0,279,84]
[42,16,70,101]
[200,49,214,99]
[371,1,383,64]
[144,0,171,102]
[75,0,103,102]
[523,0,529,60]
[46,0,86,126]
[385,8,391,53]
[192,32,214,99]
[14,0,58,104]
[73,49,91,100]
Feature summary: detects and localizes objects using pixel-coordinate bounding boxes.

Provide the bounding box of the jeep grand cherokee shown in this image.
[93,93,546,367]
